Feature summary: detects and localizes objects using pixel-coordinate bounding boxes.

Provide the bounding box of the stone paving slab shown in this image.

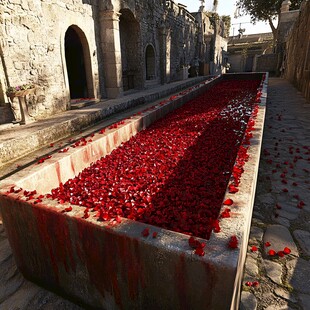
[240,291,258,310]
[293,230,310,256]
[263,260,283,285]
[263,225,298,256]
[287,259,310,295]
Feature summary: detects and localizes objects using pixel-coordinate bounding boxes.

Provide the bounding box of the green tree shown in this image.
[236,0,302,39]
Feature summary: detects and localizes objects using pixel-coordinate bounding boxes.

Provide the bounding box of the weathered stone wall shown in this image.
[284,0,310,101]
[278,10,300,44]
[227,54,243,73]
[116,0,199,84]
[0,0,101,119]
[0,0,227,122]
[255,54,278,74]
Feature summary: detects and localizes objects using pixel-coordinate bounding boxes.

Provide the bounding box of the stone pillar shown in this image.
[165,29,171,83]
[281,0,291,13]
[99,10,123,98]
[158,23,167,84]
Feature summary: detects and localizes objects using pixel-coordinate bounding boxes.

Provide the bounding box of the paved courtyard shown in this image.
[0,77,309,309]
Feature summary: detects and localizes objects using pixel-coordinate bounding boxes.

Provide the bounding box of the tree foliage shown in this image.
[236,0,302,34]
[222,15,231,38]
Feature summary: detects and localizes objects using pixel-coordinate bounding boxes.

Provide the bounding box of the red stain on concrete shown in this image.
[55,161,61,183]
[113,131,119,146]
[76,221,123,308]
[0,196,26,270]
[118,236,146,300]
[201,261,216,308]
[175,253,189,310]
[82,147,90,164]
[70,157,76,175]
[75,220,148,307]
[175,256,216,310]
[0,196,76,286]
[32,205,76,282]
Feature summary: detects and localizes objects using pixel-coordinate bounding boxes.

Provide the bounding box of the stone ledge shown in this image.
[0,77,207,167]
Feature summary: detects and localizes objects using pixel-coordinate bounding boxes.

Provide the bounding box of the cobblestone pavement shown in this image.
[0,78,309,309]
[240,78,310,310]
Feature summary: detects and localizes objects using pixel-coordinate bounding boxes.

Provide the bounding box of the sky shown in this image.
[178,0,274,35]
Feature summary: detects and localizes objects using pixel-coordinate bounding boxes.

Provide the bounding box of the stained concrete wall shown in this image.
[284,0,310,101]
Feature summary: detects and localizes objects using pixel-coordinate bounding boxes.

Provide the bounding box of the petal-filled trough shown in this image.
[0,73,268,310]
[49,79,260,240]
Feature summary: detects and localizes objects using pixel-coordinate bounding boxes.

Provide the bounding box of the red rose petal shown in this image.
[228,235,238,249]
[223,198,234,206]
[251,246,258,252]
[228,184,239,193]
[142,228,150,237]
[194,247,205,256]
[268,249,276,256]
[220,208,231,218]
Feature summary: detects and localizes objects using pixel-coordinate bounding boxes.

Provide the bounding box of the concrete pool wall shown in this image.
[0,73,268,309]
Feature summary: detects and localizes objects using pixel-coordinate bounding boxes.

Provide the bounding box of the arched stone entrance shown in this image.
[65,26,93,99]
[119,9,142,91]
[145,45,156,80]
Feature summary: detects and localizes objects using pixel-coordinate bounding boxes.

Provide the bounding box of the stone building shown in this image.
[0,0,229,123]
[226,0,302,75]
[227,33,274,73]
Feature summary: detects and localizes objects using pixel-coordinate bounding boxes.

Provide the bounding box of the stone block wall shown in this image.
[0,0,227,122]
[0,0,101,119]
[284,1,310,101]
[255,54,278,75]
[278,10,300,43]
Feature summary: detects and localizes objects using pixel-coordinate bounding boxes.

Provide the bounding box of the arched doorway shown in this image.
[145,45,156,80]
[119,9,142,91]
[65,26,89,99]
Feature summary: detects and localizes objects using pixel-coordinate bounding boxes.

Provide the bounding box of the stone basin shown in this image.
[0,73,268,310]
